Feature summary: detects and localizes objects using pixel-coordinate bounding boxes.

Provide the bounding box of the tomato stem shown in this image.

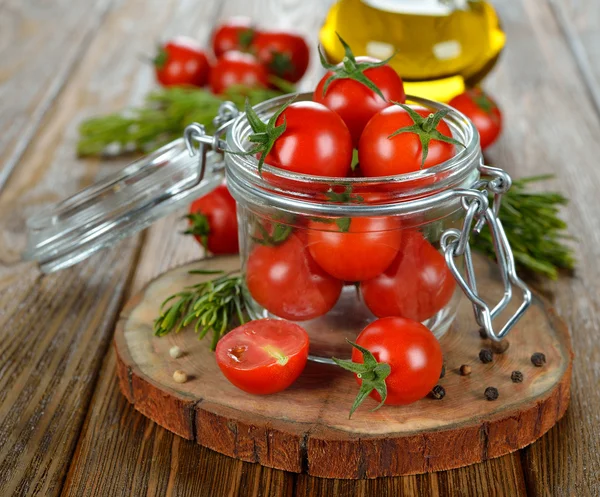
[231,98,295,174]
[387,102,465,169]
[184,212,211,250]
[332,339,391,419]
[318,33,395,100]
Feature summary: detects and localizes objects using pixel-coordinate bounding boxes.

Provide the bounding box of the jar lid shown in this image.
[23,138,224,273]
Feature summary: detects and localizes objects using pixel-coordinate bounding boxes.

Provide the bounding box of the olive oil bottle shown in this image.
[319,0,505,101]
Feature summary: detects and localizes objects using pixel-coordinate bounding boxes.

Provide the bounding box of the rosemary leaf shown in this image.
[471,175,575,279]
[153,270,248,350]
[78,86,288,157]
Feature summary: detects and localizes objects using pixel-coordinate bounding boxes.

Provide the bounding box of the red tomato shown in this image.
[307,217,402,281]
[314,56,405,146]
[187,184,238,254]
[359,105,457,177]
[352,317,443,405]
[264,101,353,177]
[246,233,343,320]
[209,51,268,94]
[449,88,502,150]
[361,231,456,322]
[215,319,309,394]
[212,17,256,57]
[252,31,310,83]
[154,37,210,87]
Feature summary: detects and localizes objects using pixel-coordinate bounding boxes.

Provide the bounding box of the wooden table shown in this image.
[1,0,598,495]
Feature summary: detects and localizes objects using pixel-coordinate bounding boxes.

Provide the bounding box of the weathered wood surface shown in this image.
[0,0,599,495]
[112,255,573,478]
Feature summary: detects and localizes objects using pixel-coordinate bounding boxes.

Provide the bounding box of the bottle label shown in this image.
[361,0,469,16]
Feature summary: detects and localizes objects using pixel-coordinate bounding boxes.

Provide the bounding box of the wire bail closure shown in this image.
[183,101,239,185]
[441,163,532,341]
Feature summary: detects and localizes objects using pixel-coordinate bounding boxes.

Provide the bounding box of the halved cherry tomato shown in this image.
[215,319,309,395]
[361,231,456,322]
[209,51,268,94]
[246,232,343,320]
[359,105,458,177]
[449,88,502,150]
[307,217,402,281]
[154,37,210,87]
[314,56,405,146]
[264,101,353,177]
[350,317,443,405]
[212,17,256,57]
[252,31,310,83]
[186,184,238,254]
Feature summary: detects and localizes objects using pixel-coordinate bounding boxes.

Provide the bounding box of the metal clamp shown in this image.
[441,164,532,341]
[183,101,239,186]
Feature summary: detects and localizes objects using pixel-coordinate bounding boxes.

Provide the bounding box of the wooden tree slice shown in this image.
[114,254,573,479]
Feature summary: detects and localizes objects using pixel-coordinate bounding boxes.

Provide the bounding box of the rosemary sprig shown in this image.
[77,85,287,157]
[472,175,575,279]
[153,269,248,350]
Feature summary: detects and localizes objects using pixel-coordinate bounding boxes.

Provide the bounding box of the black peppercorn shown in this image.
[531,352,546,367]
[478,327,488,339]
[484,387,499,401]
[511,371,524,383]
[491,340,510,354]
[439,364,446,379]
[459,364,472,376]
[479,348,493,364]
[431,385,446,400]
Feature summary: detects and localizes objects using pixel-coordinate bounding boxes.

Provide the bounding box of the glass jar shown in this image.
[24,92,531,362]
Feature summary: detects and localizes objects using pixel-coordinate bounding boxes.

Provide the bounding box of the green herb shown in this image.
[77,85,287,157]
[472,175,575,279]
[154,269,248,350]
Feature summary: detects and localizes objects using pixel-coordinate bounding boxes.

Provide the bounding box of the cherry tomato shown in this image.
[187,184,238,254]
[215,319,309,394]
[264,101,353,177]
[209,51,268,94]
[252,31,310,83]
[154,37,211,87]
[314,56,405,146]
[359,105,456,177]
[307,217,402,281]
[352,317,443,405]
[449,88,502,150]
[361,231,456,322]
[246,233,343,320]
[212,17,256,57]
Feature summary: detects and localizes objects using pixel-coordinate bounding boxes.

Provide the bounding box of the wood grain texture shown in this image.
[295,453,527,497]
[0,0,116,191]
[112,255,572,478]
[549,0,600,115]
[485,1,600,494]
[0,0,225,495]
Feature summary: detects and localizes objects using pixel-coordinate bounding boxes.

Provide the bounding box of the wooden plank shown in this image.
[549,0,600,115]
[484,0,600,494]
[62,346,295,497]
[0,0,116,191]
[0,0,228,494]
